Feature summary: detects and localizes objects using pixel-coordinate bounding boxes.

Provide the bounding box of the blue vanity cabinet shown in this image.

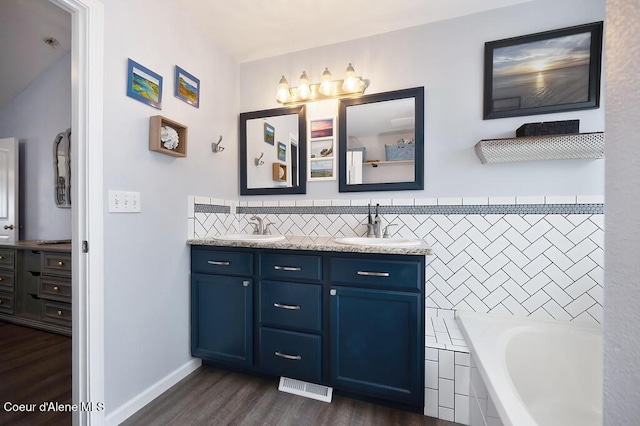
[191,247,253,367]
[329,254,425,409]
[258,252,323,383]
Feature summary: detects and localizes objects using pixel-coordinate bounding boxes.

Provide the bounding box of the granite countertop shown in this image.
[188,235,433,255]
[0,240,72,252]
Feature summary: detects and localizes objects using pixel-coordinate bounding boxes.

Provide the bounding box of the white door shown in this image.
[0,138,18,244]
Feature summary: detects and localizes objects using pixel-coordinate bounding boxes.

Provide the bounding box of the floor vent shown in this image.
[278,377,333,403]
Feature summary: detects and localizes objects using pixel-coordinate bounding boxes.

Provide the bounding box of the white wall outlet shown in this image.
[108,190,141,213]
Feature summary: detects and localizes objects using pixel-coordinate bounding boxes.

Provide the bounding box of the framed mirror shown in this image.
[240,105,307,195]
[53,128,71,207]
[338,87,424,192]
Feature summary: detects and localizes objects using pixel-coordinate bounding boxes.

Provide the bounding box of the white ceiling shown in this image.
[173,0,532,63]
[0,0,531,110]
[0,0,71,110]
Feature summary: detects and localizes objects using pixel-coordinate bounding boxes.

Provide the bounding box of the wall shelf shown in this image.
[475,132,604,164]
[363,160,414,167]
[272,163,287,181]
[149,115,188,157]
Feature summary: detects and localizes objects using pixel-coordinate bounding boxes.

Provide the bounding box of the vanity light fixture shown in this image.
[276,63,369,104]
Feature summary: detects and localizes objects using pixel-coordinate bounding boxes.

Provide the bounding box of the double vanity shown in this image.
[189,235,432,411]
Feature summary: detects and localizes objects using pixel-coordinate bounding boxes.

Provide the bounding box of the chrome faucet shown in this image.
[366,204,383,238]
[249,216,264,235]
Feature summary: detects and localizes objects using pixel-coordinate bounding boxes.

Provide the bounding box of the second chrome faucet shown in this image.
[366,204,396,238]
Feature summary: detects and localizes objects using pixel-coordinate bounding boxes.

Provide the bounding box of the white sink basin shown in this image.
[334,237,422,247]
[213,234,285,242]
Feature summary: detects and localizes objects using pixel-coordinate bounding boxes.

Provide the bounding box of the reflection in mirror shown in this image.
[240,106,306,195]
[339,87,424,192]
[53,128,71,207]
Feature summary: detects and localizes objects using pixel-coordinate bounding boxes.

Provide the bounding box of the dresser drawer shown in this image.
[260,253,322,282]
[259,327,321,383]
[0,270,14,292]
[42,252,72,278]
[0,290,15,315]
[330,257,422,291]
[0,249,15,270]
[39,277,72,303]
[260,280,321,332]
[42,300,72,326]
[192,248,253,276]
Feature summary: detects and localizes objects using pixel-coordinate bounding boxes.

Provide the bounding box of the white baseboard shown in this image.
[105,358,202,426]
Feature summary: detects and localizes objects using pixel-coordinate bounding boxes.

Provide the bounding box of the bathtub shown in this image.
[456,311,603,426]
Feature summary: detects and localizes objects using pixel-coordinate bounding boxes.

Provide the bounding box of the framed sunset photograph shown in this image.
[310,117,334,139]
[483,22,603,119]
[127,59,163,109]
[175,65,200,108]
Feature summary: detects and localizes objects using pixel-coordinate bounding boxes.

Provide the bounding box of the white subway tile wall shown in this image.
[189,195,604,424]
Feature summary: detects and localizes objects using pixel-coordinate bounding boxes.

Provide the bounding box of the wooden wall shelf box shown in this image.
[272,163,287,182]
[149,115,188,157]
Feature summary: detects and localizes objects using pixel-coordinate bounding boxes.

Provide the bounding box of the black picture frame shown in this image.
[483,21,603,120]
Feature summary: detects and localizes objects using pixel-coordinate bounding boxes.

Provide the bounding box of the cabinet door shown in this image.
[191,273,253,366]
[330,286,422,407]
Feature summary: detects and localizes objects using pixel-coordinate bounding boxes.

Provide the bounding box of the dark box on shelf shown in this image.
[516,120,580,137]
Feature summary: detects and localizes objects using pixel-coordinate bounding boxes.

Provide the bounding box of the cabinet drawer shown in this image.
[192,248,253,276]
[259,327,321,383]
[39,277,72,303]
[42,252,72,278]
[0,249,15,270]
[0,270,14,292]
[260,281,321,332]
[42,300,72,326]
[0,290,15,315]
[330,257,422,291]
[260,253,322,282]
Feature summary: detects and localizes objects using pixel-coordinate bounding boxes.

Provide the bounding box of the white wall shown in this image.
[604,0,640,423]
[101,0,238,415]
[239,0,605,201]
[0,53,71,240]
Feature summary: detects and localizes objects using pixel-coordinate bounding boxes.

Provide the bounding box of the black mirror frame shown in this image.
[239,105,307,195]
[338,87,424,193]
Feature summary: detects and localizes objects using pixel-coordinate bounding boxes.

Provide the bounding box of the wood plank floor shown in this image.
[124,365,460,426]
[0,321,72,426]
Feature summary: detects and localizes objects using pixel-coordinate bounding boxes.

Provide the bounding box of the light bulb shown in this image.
[276,75,290,103]
[342,63,357,92]
[297,71,310,100]
[319,67,333,96]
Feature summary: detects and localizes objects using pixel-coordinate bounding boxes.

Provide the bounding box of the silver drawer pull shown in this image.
[273,303,301,310]
[275,351,302,361]
[357,271,390,277]
[207,260,230,266]
[274,265,302,271]
[242,281,250,287]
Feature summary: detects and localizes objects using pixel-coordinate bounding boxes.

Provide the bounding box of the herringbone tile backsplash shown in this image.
[189,196,604,324]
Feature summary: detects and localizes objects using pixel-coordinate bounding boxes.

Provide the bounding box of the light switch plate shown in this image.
[109,190,141,213]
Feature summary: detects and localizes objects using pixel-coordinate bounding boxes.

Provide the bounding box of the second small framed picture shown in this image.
[175,65,200,108]
[308,116,336,181]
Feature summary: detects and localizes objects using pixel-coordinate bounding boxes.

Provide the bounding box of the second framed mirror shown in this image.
[338,87,424,192]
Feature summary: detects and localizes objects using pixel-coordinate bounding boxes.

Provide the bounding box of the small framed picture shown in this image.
[483,21,603,119]
[175,65,200,108]
[264,122,275,145]
[127,59,162,109]
[310,138,334,159]
[310,159,335,180]
[310,117,334,139]
[277,141,286,161]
